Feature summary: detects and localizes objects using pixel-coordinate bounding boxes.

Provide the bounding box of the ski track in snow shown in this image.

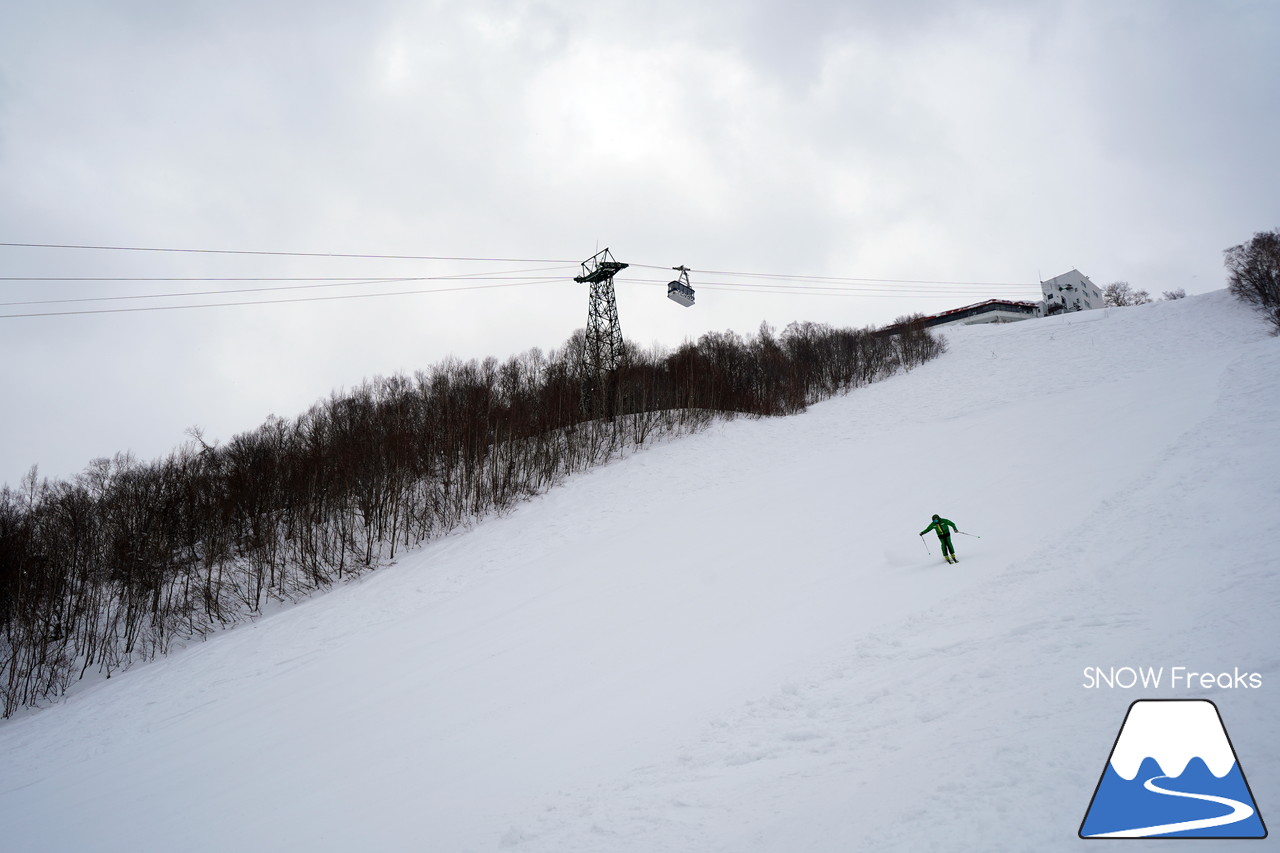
[0,292,1277,853]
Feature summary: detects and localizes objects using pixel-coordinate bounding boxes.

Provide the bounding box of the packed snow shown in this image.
[1,290,1276,851]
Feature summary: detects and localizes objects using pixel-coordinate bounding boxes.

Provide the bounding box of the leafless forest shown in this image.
[0,319,942,716]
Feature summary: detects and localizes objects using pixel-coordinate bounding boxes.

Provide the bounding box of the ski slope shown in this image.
[1,291,1276,852]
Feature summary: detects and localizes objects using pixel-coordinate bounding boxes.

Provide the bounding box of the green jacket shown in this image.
[921,517,958,539]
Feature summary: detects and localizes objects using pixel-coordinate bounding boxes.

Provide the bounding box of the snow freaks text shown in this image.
[1082,667,1263,690]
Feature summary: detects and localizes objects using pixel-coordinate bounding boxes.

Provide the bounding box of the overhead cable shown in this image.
[0,267,574,308]
[628,262,1038,288]
[0,279,558,319]
[620,277,1041,298]
[0,241,575,265]
[5,242,1040,288]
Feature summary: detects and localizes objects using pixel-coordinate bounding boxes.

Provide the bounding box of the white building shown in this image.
[1041,269,1103,316]
[876,269,1106,338]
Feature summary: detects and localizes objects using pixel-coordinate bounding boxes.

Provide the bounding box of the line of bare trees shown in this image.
[0,319,943,716]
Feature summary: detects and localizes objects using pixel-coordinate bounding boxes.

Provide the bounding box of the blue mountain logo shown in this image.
[1080,700,1266,839]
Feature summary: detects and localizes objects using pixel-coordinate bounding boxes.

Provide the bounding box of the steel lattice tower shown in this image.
[574,248,628,413]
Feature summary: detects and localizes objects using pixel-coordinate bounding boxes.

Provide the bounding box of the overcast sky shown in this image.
[1,0,1277,488]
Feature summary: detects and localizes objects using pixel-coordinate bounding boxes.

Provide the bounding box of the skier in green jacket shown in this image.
[921,514,960,564]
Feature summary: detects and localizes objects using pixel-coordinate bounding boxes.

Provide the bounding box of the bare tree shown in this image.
[1225,229,1280,333]
[1103,281,1152,307]
[1161,288,1187,300]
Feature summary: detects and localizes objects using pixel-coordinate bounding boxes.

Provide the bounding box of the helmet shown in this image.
[932,514,940,520]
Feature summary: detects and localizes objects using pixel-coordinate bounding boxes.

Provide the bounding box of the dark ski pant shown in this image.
[938,533,955,558]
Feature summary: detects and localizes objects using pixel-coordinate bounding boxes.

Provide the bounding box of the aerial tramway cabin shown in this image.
[667,266,695,307]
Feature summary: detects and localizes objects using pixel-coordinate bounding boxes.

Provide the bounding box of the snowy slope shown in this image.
[1,291,1276,852]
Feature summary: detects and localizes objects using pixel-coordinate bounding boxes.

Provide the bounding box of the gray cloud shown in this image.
[1,0,1276,485]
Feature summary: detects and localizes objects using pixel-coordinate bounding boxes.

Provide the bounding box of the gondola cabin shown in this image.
[667,266,695,307]
[667,280,695,307]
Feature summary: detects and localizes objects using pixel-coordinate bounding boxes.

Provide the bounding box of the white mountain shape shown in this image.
[1109,700,1238,780]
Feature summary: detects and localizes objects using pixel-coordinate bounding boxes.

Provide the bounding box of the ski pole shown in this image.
[958,531,981,538]
[920,534,931,555]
